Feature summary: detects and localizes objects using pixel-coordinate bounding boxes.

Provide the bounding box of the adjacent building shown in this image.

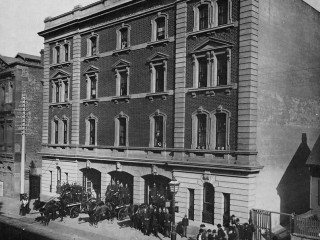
[0,53,43,197]
[38,0,320,227]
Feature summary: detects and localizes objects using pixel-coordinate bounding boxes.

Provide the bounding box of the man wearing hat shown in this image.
[182,214,189,238]
[217,224,226,240]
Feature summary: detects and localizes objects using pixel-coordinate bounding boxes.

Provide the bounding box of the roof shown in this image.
[306,134,320,166]
[15,53,41,62]
[0,55,21,65]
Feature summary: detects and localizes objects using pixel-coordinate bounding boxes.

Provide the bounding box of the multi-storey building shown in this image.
[38,0,320,227]
[0,53,43,197]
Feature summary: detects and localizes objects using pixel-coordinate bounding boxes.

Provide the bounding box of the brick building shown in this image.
[38,0,320,227]
[0,53,43,197]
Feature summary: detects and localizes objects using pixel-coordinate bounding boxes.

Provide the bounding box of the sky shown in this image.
[0,0,320,58]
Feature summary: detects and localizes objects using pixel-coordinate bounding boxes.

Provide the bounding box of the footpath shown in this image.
[0,196,197,240]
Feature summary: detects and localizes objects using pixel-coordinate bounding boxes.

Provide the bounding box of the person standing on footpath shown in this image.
[217,224,226,240]
[182,214,189,238]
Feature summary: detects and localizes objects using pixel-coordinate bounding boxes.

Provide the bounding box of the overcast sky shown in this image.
[0,0,320,58]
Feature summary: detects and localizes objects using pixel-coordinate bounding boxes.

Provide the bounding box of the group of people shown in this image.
[132,204,173,238]
[105,180,131,206]
[196,216,255,240]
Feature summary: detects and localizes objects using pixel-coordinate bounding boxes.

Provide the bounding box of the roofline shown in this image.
[38,0,146,37]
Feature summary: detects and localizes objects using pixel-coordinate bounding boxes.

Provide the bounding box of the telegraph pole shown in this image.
[15,94,29,194]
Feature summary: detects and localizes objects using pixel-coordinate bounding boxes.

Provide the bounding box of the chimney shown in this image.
[40,49,44,66]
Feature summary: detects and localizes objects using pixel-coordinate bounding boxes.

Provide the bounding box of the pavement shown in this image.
[0,196,198,240]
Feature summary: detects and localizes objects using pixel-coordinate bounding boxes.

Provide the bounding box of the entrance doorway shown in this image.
[144,174,171,208]
[29,175,40,199]
[109,171,133,204]
[203,182,215,224]
[81,168,101,198]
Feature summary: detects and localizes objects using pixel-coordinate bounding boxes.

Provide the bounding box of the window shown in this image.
[120,72,128,96]
[223,193,230,227]
[62,117,68,144]
[197,114,207,149]
[216,113,226,150]
[113,60,130,97]
[49,171,53,192]
[63,43,70,62]
[7,122,13,147]
[1,85,5,104]
[203,182,215,224]
[199,4,209,30]
[116,25,131,50]
[114,112,129,147]
[84,66,99,100]
[54,118,59,144]
[87,34,99,56]
[148,52,168,94]
[192,107,210,149]
[149,110,167,148]
[65,172,68,183]
[0,123,4,145]
[86,114,97,146]
[151,13,168,42]
[188,189,195,220]
[193,0,232,32]
[57,167,61,188]
[8,82,13,103]
[211,107,230,150]
[192,48,231,88]
[53,45,61,64]
[51,79,69,103]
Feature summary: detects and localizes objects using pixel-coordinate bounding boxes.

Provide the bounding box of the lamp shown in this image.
[169,175,180,240]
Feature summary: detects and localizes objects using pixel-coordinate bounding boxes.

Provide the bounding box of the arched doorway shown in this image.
[202,182,215,224]
[109,171,133,204]
[143,174,171,208]
[81,168,101,198]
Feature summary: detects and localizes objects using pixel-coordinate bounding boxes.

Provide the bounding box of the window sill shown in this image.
[83,99,99,106]
[112,47,131,56]
[189,22,236,38]
[49,102,71,109]
[84,55,100,62]
[188,84,235,97]
[147,39,169,48]
[111,95,131,104]
[146,92,169,101]
[50,61,71,69]
[47,144,71,150]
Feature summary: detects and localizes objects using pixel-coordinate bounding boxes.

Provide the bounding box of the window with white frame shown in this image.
[113,60,130,97]
[149,110,167,148]
[62,116,69,144]
[63,42,71,62]
[192,48,231,88]
[192,108,210,149]
[114,112,129,147]
[86,114,97,146]
[151,13,168,42]
[116,25,131,50]
[51,77,69,103]
[192,106,230,150]
[84,66,99,100]
[53,45,61,64]
[87,34,99,56]
[148,53,168,93]
[193,0,232,32]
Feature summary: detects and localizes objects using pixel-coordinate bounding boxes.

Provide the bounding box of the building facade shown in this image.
[0,53,43,197]
[38,0,320,227]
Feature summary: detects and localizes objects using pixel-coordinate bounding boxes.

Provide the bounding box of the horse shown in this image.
[41,200,60,226]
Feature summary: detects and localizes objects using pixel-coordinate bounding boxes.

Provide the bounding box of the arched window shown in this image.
[85,114,98,146]
[56,167,61,193]
[113,60,130,97]
[211,106,231,150]
[8,82,13,103]
[83,66,99,100]
[203,182,215,224]
[114,112,129,147]
[148,52,169,94]
[87,33,99,56]
[149,110,167,148]
[62,41,71,62]
[53,44,61,64]
[51,116,59,144]
[62,115,69,144]
[151,13,168,42]
[116,24,131,50]
[192,107,210,149]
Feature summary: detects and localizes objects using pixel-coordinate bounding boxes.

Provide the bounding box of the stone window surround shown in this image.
[116,23,131,50]
[151,12,169,42]
[0,81,13,104]
[148,53,168,94]
[192,48,231,89]
[193,0,232,32]
[149,109,167,148]
[51,77,70,103]
[84,67,99,100]
[51,115,69,145]
[114,111,129,147]
[86,32,99,57]
[85,113,98,146]
[191,106,231,150]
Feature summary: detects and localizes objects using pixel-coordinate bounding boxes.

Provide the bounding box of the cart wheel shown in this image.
[70,206,80,218]
[118,208,126,221]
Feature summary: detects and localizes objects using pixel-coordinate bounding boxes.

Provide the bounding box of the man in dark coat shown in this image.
[164,208,171,237]
[235,218,243,240]
[182,214,189,237]
[217,224,226,240]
